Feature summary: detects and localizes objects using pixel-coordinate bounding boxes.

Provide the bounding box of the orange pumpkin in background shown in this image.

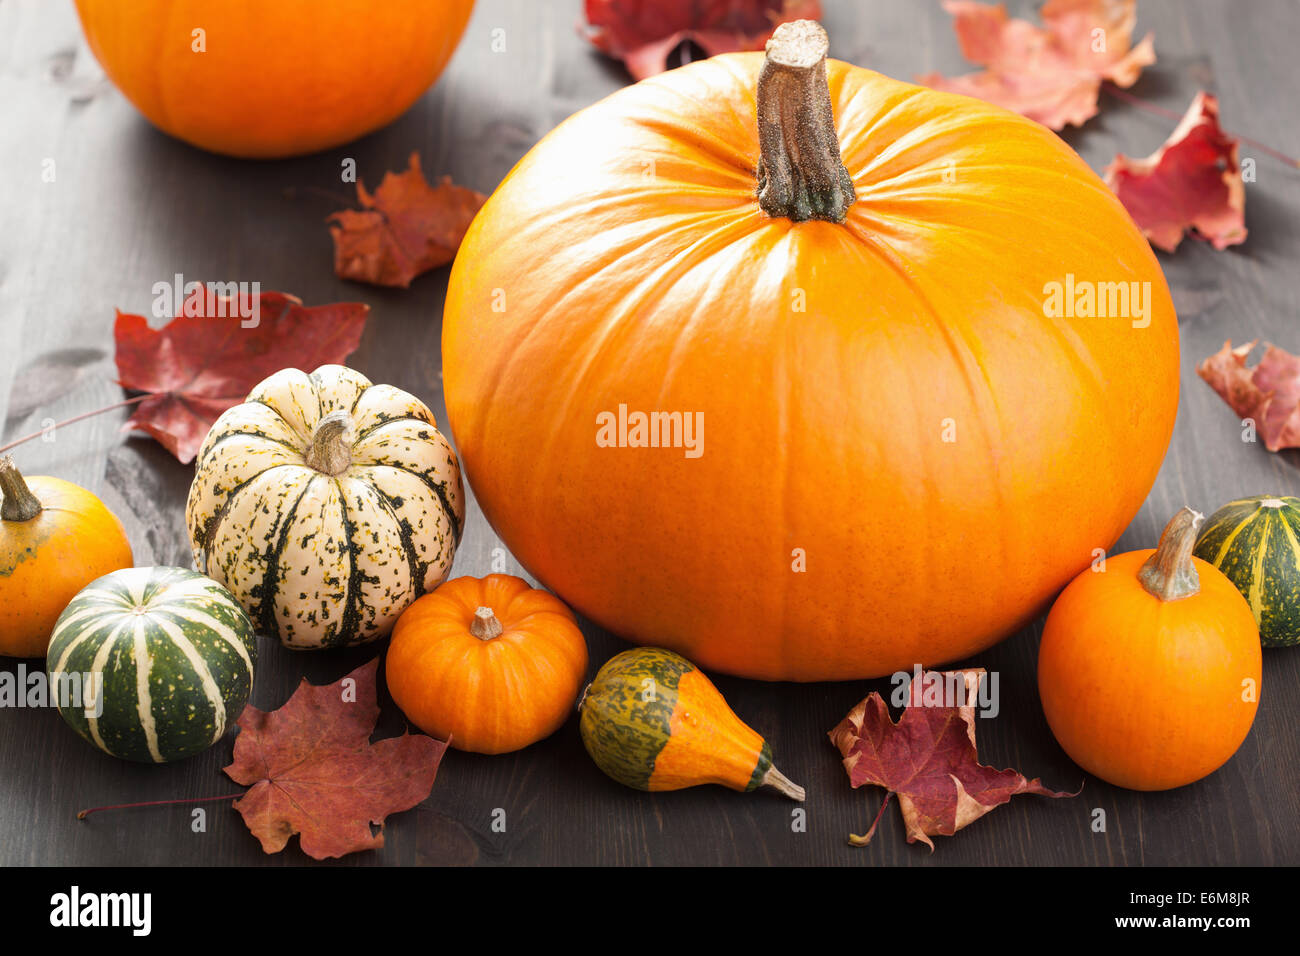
[74,0,475,158]
[442,21,1180,680]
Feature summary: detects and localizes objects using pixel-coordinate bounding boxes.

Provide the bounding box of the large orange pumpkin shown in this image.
[442,21,1180,681]
[74,0,475,158]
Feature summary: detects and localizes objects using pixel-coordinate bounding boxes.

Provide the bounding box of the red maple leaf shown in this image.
[1104,91,1246,252]
[1198,340,1300,451]
[328,152,485,288]
[581,0,822,81]
[224,659,448,860]
[917,0,1155,130]
[113,288,368,464]
[828,669,1077,850]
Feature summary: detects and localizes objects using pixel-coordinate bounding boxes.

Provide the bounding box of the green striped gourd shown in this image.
[1194,495,1300,647]
[46,566,257,763]
[579,647,804,800]
[186,364,464,649]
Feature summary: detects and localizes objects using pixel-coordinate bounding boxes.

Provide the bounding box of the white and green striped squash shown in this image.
[46,566,257,763]
[186,364,464,650]
[1194,495,1300,648]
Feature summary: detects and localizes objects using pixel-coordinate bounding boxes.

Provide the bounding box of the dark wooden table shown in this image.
[1,0,1297,867]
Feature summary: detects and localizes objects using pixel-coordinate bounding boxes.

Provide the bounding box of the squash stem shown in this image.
[761,765,806,802]
[1138,506,1203,601]
[303,411,355,476]
[470,607,504,641]
[0,456,42,522]
[755,20,856,224]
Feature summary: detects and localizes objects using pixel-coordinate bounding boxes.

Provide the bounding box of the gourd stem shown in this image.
[762,765,806,802]
[0,456,42,522]
[303,411,355,476]
[470,607,503,641]
[755,20,856,224]
[1138,507,1203,601]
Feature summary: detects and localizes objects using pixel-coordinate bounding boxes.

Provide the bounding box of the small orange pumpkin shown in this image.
[1038,507,1262,791]
[0,457,134,658]
[387,574,589,755]
[74,0,475,158]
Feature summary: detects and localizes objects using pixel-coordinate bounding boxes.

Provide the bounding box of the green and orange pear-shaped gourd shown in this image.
[580,647,804,800]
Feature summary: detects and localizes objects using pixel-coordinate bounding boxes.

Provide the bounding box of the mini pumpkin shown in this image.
[0,457,133,658]
[387,574,589,754]
[1038,507,1262,791]
[186,365,464,650]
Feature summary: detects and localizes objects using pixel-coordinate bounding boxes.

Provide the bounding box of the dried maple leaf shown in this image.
[1104,91,1246,252]
[1198,340,1300,451]
[114,288,368,464]
[828,669,1077,850]
[581,0,822,81]
[224,659,447,860]
[328,152,485,288]
[917,0,1155,130]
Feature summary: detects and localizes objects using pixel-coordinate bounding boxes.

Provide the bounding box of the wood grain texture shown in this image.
[0,0,1296,866]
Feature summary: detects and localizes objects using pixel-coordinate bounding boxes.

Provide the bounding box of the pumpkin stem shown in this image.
[0,456,42,522]
[1138,506,1204,601]
[470,607,504,641]
[755,20,856,224]
[303,411,355,476]
[761,765,806,802]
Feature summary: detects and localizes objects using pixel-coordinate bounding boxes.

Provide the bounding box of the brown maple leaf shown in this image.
[328,152,485,288]
[828,669,1077,850]
[1104,91,1246,252]
[1198,340,1300,451]
[224,659,447,860]
[581,0,822,81]
[917,0,1155,130]
[114,288,368,464]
